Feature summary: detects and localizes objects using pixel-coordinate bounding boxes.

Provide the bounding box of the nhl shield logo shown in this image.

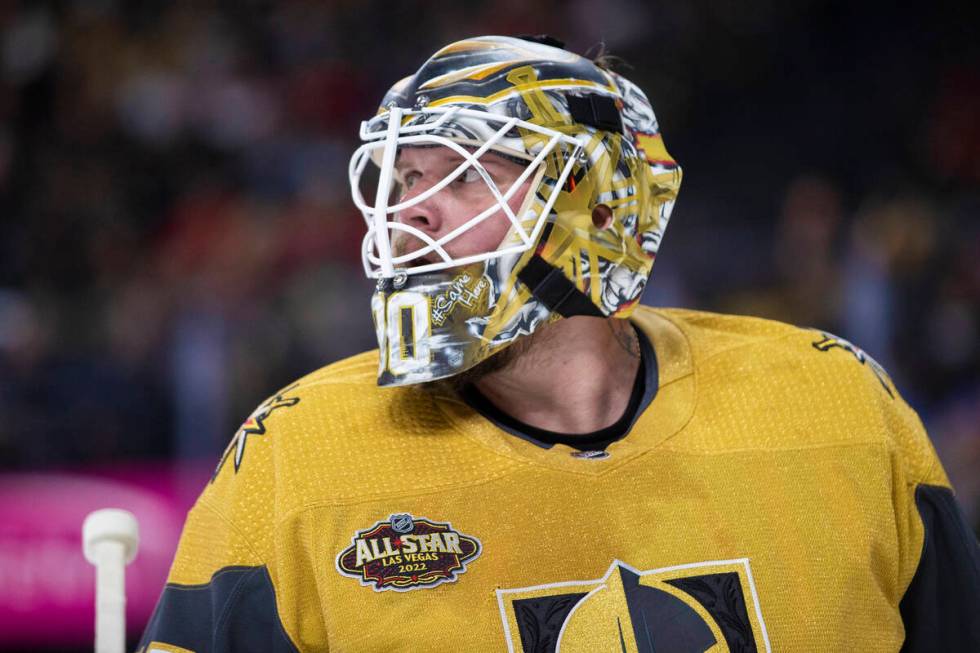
[336,513,481,592]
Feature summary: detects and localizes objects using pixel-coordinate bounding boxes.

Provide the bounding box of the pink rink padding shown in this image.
[0,463,211,648]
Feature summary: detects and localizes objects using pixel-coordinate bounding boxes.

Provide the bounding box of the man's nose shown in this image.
[396,182,442,234]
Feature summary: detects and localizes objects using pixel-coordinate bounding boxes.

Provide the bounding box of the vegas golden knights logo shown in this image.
[811,330,894,398]
[213,384,301,480]
[497,559,771,653]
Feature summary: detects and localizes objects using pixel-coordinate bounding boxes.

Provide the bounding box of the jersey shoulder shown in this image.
[641,307,945,486]
[202,349,521,528]
[648,306,894,398]
[290,349,379,387]
[206,350,379,484]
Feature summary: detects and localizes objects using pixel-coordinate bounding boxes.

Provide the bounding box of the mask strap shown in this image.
[517,255,604,318]
[567,93,623,134]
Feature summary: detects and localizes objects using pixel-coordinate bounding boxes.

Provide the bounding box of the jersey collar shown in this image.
[431,307,696,475]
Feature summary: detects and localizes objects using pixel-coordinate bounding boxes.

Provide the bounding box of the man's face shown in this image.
[391,146,534,264]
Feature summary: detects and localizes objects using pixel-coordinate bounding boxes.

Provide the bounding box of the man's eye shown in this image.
[402,172,420,189]
[455,167,484,185]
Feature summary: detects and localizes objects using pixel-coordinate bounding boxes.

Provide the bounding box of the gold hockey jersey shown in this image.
[139,307,979,652]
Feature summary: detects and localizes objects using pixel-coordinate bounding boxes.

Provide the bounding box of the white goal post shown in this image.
[83,509,140,653]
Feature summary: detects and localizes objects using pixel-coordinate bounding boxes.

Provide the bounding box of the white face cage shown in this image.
[349,106,585,279]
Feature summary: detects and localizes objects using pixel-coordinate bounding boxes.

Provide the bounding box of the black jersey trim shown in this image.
[899,484,980,652]
[460,322,658,451]
[138,565,300,653]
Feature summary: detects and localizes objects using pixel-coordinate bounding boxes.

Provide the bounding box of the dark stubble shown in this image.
[428,316,639,396]
[430,322,549,395]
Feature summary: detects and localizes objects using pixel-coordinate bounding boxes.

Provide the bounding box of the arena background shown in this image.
[0,1,976,650]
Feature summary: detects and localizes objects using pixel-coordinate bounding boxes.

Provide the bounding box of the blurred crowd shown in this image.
[0,1,977,526]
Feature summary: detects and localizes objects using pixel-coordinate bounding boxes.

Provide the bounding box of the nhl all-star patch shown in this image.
[336,513,481,592]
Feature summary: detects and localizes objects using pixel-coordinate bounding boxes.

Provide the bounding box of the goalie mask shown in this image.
[349,35,682,386]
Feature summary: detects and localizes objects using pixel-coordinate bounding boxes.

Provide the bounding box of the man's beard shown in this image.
[429,326,545,395]
[391,233,433,264]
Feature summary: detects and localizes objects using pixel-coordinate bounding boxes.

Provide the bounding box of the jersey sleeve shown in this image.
[803,328,979,648]
[137,500,299,653]
[138,391,306,653]
[887,393,980,651]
